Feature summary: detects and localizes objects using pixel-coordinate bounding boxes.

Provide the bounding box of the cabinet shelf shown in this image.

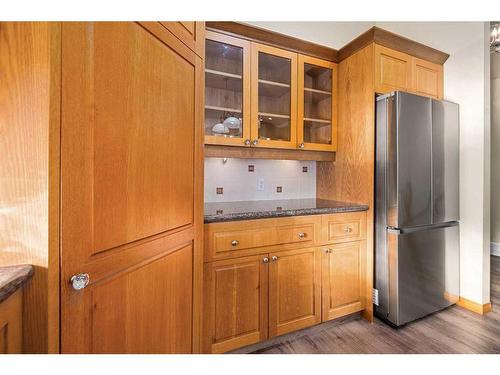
[258,79,290,98]
[205,69,243,91]
[205,105,242,114]
[304,87,331,96]
[304,117,331,124]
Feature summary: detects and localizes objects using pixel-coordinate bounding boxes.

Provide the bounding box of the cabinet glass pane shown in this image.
[257,52,291,142]
[303,63,332,145]
[205,39,244,138]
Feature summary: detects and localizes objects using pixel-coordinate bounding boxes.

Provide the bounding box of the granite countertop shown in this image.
[0,265,34,304]
[204,198,369,223]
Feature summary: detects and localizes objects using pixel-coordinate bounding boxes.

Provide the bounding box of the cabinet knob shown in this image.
[298,232,306,239]
[344,226,353,233]
[244,139,251,146]
[271,255,278,262]
[70,273,90,290]
[298,142,305,149]
[262,257,269,263]
[231,240,239,246]
[252,139,259,146]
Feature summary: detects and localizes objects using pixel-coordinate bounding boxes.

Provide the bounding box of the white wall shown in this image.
[204,158,316,203]
[491,51,500,254]
[246,21,492,305]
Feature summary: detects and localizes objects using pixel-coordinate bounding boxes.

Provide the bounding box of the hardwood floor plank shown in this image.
[241,256,500,354]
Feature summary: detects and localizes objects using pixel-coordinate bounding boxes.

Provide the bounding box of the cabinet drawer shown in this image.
[322,211,366,244]
[205,216,321,261]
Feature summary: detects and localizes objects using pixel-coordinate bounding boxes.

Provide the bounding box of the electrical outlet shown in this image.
[257,178,265,191]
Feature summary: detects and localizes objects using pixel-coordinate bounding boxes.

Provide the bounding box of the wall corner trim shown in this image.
[457,297,492,315]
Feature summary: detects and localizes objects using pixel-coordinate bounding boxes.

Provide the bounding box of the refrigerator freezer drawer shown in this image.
[378,224,459,326]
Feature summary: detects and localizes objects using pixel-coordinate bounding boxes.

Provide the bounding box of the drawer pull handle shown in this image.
[262,257,269,263]
[271,256,278,261]
[344,226,352,233]
[231,240,239,246]
[298,232,306,239]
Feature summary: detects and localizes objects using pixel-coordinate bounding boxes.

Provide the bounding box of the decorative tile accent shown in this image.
[216,187,223,195]
[303,166,308,173]
[248,165,255,172]
[204,158,316,203]
[276,186,283,193]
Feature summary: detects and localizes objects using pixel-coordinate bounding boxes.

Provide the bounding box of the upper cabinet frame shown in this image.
[298,55,338,152]
[250,42,298,150]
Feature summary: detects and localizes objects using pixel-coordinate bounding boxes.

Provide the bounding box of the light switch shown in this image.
[257,178,264,191]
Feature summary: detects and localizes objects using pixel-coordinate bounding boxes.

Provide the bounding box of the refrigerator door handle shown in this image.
[386,226,401,234]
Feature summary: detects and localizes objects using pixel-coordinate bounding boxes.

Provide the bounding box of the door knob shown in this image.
[298,143,305,149]
[324,248,332,254]
[271,256,278,261]
[344,226,352,233]
[70,273,90,290]
[231,240,239,246]
[244,139,251,146]
[298,232,306,239]
[252,139,259,146]
[262,257,270,263]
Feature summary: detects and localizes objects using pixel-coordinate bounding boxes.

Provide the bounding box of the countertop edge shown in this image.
[0,264,34,304]
[204,205,369,224]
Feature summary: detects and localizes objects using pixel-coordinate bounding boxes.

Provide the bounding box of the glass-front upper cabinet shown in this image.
[204,31,251,146]
[298,55,337,151]
[251,43,297,149]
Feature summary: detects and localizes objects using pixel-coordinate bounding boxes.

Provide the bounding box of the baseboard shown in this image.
[491,242,500,257]
[456,297,492,315]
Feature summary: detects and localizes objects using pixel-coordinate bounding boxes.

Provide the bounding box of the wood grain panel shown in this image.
[321,211,367,244]
[374,44,412,93]
[317,45,375,322]
[0,289,23,353]
[411,57,443,99]
[0,21,60,353]
[61,22,204,354]
[90,245,193,353]
[322,242,364,321]
[203,255,269,353]
[159,21,205,58]
[268,247,321,337]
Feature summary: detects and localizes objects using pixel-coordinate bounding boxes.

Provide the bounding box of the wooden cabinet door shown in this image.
[60,22,203,353]
[411,57,443,99]
[159,21,205,57]
[298,55,338,152]
[322,241,365,321]
[269,247,321,337]
[374,44,412,94]
[203,255,269,353]
[251,43,298,149]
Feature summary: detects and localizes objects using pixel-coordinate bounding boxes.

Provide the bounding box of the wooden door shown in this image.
[322,241,365,321]
[297,55,338,152]
[159,21,204,57]
[204,31,251,146]
[411,57,443,99]
[374,44,412,94]
[251,43,298,149]
[203,255,269,353]
[60,22,203,353]
[268,247,321,337]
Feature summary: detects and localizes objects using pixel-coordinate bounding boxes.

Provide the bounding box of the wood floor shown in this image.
[237,256,500,354]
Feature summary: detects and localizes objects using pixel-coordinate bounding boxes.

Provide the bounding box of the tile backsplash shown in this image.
[205,158,316,202]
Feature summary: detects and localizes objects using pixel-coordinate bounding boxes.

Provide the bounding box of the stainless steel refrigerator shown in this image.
[375,91,460,326]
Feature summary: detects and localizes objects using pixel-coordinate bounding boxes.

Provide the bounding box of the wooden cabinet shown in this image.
[60,22,204,353]
[204,31,251,146]
[411,57,443,99]
[203,255,269,354]
[251,43,298,149]
[269,247,321,337]
[374,44,413,93]
[0,290,22,354]
[204,30,336,152]
[159,21,204,57]
[322,241,365,321]
[203,212,368,353]
[298,55,338,151]
[374,44,444,99]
